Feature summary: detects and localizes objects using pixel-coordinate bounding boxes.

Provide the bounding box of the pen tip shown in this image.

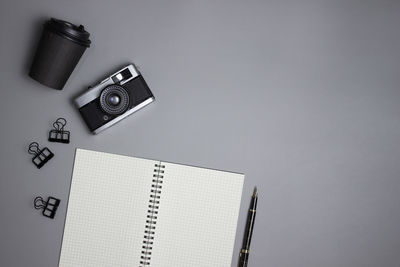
[253,186,258,197]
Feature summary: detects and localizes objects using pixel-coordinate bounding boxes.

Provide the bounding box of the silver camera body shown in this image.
[75,64,155,134]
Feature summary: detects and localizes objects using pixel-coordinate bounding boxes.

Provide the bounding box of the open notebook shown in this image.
[59,149,244,267]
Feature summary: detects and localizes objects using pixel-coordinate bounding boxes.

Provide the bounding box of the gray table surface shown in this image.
[1,0,400,266]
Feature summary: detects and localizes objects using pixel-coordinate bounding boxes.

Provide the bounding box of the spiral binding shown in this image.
[140,163,165,266]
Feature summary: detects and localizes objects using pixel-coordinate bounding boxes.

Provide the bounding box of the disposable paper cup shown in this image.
[29,18,91,90]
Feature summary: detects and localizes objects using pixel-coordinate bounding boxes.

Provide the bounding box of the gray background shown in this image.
[0,0,399,266]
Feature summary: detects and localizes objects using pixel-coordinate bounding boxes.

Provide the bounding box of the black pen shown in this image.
[238,187,258,267]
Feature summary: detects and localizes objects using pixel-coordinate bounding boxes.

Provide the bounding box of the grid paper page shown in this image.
[149,162,244,267]
[59,149,158,267]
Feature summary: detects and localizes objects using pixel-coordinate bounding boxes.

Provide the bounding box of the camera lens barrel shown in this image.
[29,18,91,90]
[99,85,130,115]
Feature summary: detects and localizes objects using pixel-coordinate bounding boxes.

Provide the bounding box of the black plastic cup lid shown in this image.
[44,18,91,47]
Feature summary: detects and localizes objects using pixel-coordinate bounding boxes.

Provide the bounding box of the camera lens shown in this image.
[100,85,130,115]
[108,94,120,106]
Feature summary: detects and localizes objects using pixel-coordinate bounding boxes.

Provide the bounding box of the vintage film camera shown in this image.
[75,64,154,134]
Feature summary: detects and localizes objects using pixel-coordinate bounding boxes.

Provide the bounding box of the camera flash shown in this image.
[115,73,123,81]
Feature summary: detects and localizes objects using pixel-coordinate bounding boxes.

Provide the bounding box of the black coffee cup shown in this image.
[29,18,91,90]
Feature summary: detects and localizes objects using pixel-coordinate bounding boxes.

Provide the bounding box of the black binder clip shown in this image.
[34,196,60,219]
[49,118,70,143]
[28,142,54,169]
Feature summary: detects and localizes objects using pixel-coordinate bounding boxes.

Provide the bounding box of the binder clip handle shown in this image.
[28,142,40,156]
[34,196,46,209]
[53,117,67,131]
